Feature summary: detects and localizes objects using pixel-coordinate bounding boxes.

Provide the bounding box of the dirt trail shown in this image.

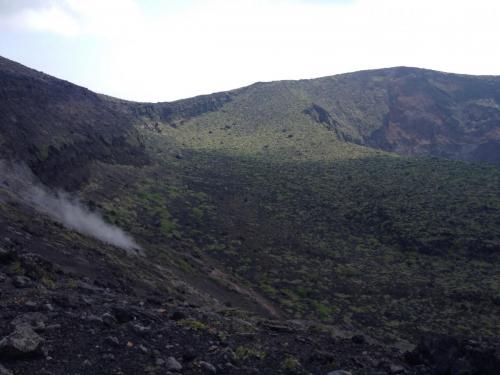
[208,268,282,319]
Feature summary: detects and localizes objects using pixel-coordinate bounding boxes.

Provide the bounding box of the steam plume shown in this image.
[0,160,141,255]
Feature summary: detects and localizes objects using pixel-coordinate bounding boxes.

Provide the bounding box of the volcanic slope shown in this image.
[0,55,499,374]
[99,65,500,342]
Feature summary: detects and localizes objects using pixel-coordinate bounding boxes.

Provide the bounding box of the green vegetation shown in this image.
[77,106,500,343]
[40,275,56,289]
[178,319,209,331]
[281,356,301,372]
[71,68,500,344]
[234,345,267,362]
[8,260,24,275]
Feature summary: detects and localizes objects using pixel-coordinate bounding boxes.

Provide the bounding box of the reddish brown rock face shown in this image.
[361,68,500,163]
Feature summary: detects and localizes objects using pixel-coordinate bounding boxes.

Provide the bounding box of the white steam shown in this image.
[0,160,141,255]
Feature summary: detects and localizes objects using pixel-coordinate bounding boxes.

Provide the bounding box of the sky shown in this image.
[1,0,500,102]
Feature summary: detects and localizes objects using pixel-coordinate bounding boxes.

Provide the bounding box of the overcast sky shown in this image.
[1,0,500,102]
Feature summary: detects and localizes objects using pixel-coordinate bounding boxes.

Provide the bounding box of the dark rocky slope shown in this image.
[0,56,147,190]
[1,198,498,375]
[0,185,417,375]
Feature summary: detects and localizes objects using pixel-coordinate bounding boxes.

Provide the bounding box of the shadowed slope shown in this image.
[0,56,148,190]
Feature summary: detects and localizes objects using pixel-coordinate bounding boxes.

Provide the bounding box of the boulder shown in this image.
[10,312,48,332]
[199,360,217,374]
[0,324,44,358]
[166,356,183,371]
[130,323,150,336]
[101,313,117,326]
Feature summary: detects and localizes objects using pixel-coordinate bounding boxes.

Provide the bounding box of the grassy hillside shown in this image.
[77,114,500,343]
[109,66,500,164]
[95,67,500,343]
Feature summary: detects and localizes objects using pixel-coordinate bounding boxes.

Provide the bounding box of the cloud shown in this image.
[0,0,79,36]
[0,0,142,38]
[0,0,50,15]
[1,0,499,101]
[22,5,81,36]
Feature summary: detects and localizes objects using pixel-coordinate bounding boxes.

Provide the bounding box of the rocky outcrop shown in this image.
[149,92,232,124]
[303,104,348,141]
[103,91,233,129]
